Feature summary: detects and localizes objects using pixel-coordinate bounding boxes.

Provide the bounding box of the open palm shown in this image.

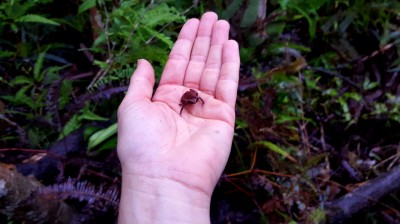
[117,12,240,197]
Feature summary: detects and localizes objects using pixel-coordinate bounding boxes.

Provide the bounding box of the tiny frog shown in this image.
[179,89,204,115]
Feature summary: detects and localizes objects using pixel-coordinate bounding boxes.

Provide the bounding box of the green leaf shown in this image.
[304,153,329,171]
[268,42,311,55]
[338,97,351,121]
[92,33,106,49]
[308,208,326,223]
[93,60,109,69]
[13,75,33,85]
[277,0,289,10]
[306,0,328,11]
[343,92,361,101]
[34,47,50,82]
[239,47,254,64]
[235,118,249,129]
[2,86,36,109]
[59,80,72,108]
[10,23,18,33]
[0,50,15,58]
[275,114,301,124]
[88,123,118,151]
[240,0,259,28]
[258,141,296,162]
[322,88,338,96]
[292,5,317,38]
[363,79,379,90]
[266,23,286,36]
[221,0,244,20]
[61,115,81,138]
[80,110,109,121]
[78,0,96,14]
[94,137,117,153]
[16,14,60,26]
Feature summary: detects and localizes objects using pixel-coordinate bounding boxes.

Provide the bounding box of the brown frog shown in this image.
[179,89,204,115]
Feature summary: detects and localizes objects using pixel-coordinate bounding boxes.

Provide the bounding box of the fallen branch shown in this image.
[325,165,400,223]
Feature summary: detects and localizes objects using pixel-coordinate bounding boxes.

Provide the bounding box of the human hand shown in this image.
[117,12,239,223]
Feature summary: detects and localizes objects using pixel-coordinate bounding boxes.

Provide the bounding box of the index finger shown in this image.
[215,40,240,108]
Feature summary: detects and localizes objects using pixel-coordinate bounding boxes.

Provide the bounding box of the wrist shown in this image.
[118,169,211,224]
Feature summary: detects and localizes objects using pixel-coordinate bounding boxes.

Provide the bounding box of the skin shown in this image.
[117,11,240,224]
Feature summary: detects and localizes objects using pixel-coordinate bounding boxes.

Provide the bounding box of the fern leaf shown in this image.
[142,26,173,49]
[61,114,80,137]
[141,3,185,27]
[46,74,71,130]
[16,14,60,26]
[89,66,133,90]
[36,178,120,208]
[34,47,49,82]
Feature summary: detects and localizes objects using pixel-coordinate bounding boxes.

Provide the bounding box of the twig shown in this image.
[0,114,27,144]
[307,66,361,89]
[87,2,114,89]
[0,148,64,160]
[226,169,294,178]
[297,71,311,156]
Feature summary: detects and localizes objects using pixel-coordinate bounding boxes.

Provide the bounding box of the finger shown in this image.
[159,18,200,86]
[199,20,230,96]
[124,59,155,102]
[183,12,218,89]
[215,40,240,108]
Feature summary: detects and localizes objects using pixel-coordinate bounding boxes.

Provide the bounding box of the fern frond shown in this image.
[46,74,69,130]
[90,66,133,90]
[142,26,174,49]
[141,3,185,27]
[36,178,120,208]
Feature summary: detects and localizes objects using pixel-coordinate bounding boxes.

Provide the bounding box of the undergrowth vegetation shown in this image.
[0,0,399,223]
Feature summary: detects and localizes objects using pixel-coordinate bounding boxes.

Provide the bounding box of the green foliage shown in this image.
[0,0,187,148]
[276,0,329,38]
[88,1,185,88]
[0,0,58,32]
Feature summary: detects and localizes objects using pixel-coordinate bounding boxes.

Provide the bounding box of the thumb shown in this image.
[125,59,155,101]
